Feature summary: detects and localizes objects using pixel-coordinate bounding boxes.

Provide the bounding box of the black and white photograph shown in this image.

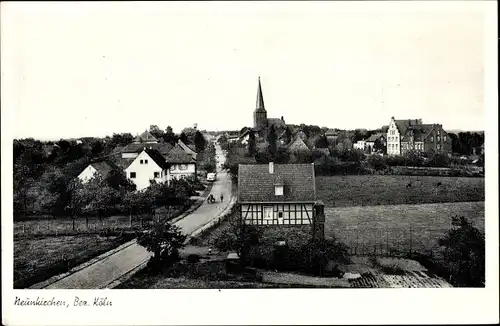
[2,1,498,325]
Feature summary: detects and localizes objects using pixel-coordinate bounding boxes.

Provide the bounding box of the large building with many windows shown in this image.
[386,117,451,156]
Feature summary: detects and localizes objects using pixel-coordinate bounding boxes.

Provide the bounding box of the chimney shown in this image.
[269,162,274,174]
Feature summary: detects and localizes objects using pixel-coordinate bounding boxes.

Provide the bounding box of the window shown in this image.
[278,211,283,218]
[437,130,440,135]
[130,172,136,179]
[144,159,148,164]
[437,136,440,142]
[430,136,434,142]
[444,136,447,142]
[263,206,273,220]
[275,185,284,196]
[154,172,160,178]
[437,144,441,150]
[140,160,143,164]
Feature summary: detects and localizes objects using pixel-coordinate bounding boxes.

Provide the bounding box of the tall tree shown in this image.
[267,125,278,160]
[248,131,256,156]
[179,132,189,145]
[315,135,329,149]
[149,125,165,139]
[194,131,207,153]
[163,126,178,145]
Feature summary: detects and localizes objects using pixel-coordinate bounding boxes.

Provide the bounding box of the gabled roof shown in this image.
[255,77,266,113]
[267,118,286,128]
[165,144,196,164]
[89,161,113,179]
[122,142,173,155]
[288,135,311,153]
[178,139,197,158]
[144,148,171,169]
[325,129,337,136]
[238,163,316,202]
[366,133,386,142]
[133,130,158,143]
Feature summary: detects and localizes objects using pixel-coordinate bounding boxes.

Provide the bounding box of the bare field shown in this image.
[316,175,484,207]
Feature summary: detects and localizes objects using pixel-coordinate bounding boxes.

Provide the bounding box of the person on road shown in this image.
[220,194,224,202]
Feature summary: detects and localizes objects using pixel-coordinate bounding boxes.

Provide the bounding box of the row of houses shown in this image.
[78,130,198,191]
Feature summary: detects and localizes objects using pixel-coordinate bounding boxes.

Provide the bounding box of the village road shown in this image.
[42,141,231,289]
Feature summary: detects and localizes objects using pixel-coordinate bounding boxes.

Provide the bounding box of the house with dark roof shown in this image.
[164,144,197,181]
[77,161,114,183]
[124,148,171,191]
[365,133,387,153]
[133,130,158,143]
[177,139,197,160]
[387,117,451,155]
[238,162,322,229]
[287,135,311,154]
[121,130,173,159]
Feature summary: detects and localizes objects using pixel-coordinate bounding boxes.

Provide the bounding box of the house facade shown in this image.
[124,148,170,191]
[77,161,113,184]
[387,117,451,156]
[164,144,197,180]
[353,140,366,151]
[238,162,318,226]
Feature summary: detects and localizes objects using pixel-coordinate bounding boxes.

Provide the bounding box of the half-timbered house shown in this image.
[238,162,319,227]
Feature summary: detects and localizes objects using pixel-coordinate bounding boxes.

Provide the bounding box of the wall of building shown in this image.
[387,118,401,155]
[122,152,139,159]
[125,151,167,191]
[241,203,314,225]
[424,126,452,154]
[169,163,196,180]
[78,165,99,183]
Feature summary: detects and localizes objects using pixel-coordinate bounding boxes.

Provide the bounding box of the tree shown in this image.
[315,135,329,149]
[74,175,119,227]
[373,138,386,154]
[163,126,178,145]
[179,132,189,144]
[247,131,256,156]
[438,216,485,287]
[137,221,187,272]
[149,125,165,139]
[105,167,136,192]
[266,125,278,160]
[194,131,207,153]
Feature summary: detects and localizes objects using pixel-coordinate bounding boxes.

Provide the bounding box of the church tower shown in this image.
[253,77,268,129]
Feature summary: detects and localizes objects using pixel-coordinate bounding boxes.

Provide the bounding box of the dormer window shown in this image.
[275,185,284,196]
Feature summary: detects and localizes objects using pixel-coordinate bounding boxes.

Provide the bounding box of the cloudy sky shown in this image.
[2,2,489,140]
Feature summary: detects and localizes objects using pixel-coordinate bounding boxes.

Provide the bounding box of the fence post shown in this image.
[386,230,389,255]
[409,225,413,255]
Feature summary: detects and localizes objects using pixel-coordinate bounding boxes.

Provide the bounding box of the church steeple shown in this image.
[255,77,266,112]
[253,77,268,129]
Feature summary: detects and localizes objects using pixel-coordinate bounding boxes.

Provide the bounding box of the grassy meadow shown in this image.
[316,175,484,207]
[324,201,485,255]
[14,233,134,289]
